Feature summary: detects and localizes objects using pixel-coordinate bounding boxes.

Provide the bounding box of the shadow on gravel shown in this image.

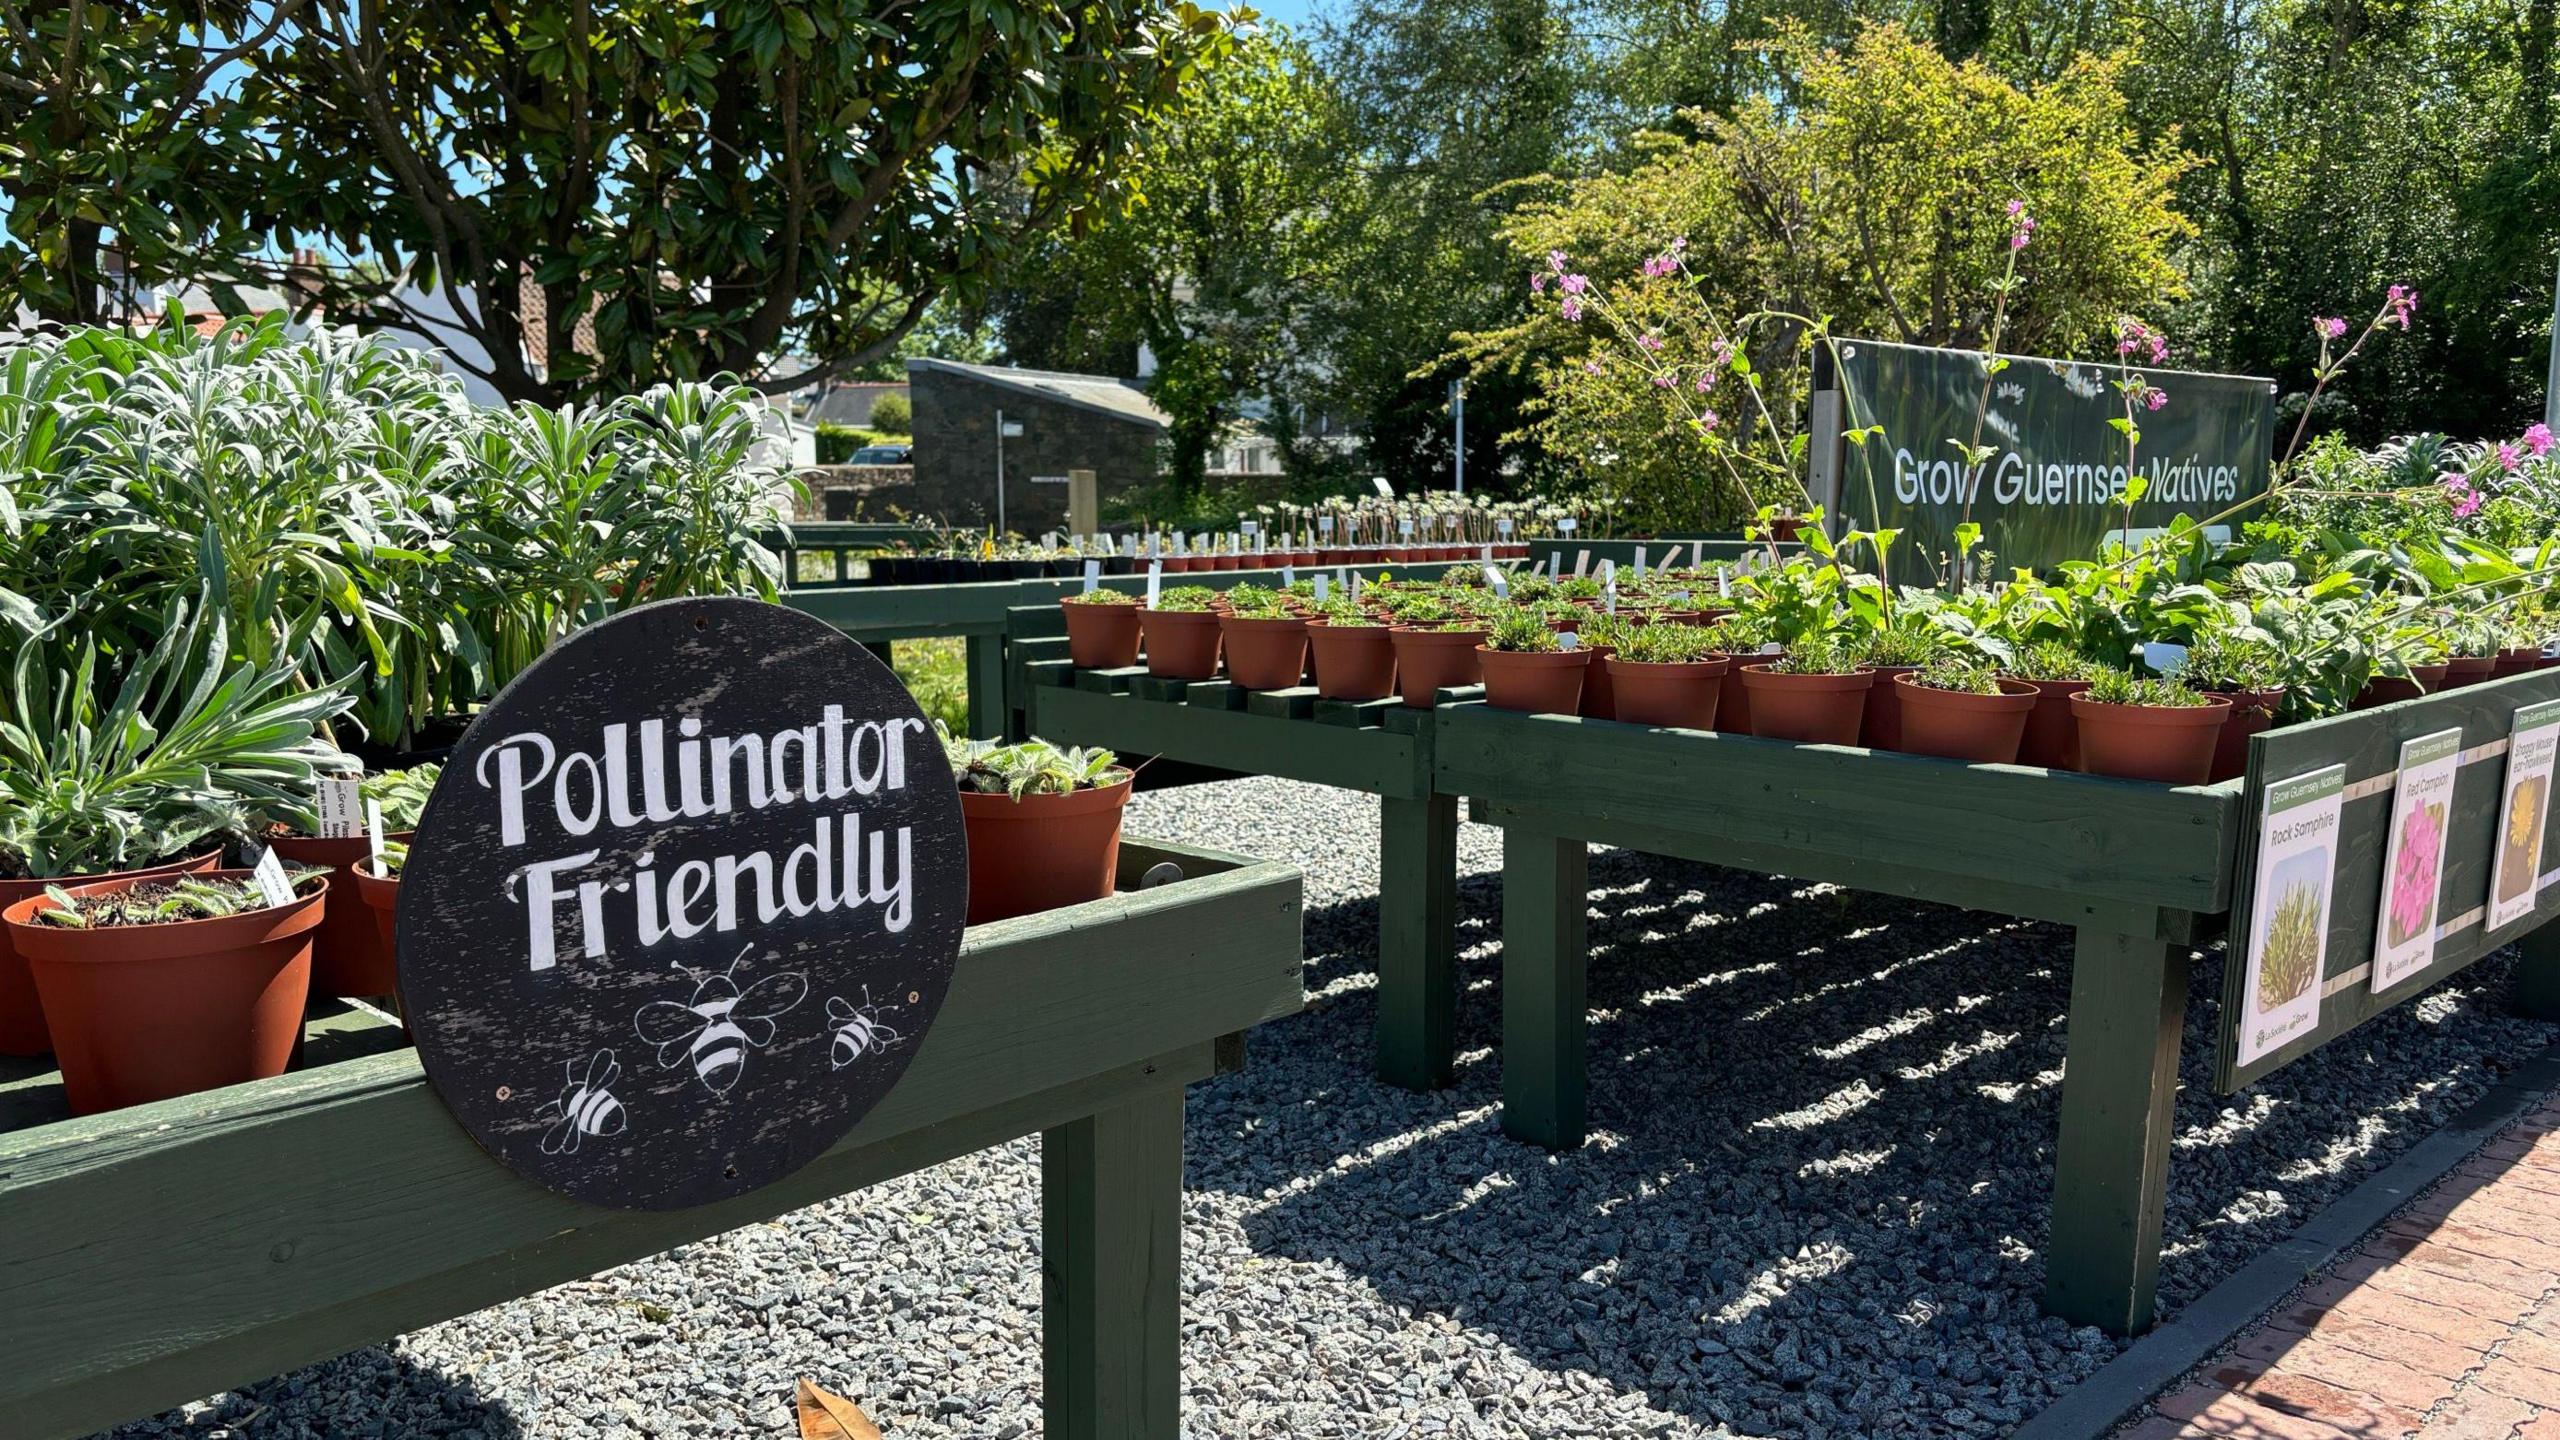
[96,1349,528,1440]
[1190,843,2553,1437]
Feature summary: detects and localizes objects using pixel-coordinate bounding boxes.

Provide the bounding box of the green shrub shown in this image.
[868,390,912,434]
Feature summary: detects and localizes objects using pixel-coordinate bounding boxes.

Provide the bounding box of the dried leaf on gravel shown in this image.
[796,1378,884,1439]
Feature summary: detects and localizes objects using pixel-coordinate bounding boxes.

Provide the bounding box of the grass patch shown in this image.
[892,636,968,733]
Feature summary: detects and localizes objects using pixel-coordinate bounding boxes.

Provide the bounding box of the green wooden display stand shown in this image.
[0,840,1302,1440]
[1012,607,1473,1092]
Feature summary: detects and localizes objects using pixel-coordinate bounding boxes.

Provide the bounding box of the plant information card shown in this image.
[2370,729,2463,994]
[2236,764,2344,1068]
[2489,699,2560,932]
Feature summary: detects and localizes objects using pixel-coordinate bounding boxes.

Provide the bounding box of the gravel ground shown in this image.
[101,776,2558,1440]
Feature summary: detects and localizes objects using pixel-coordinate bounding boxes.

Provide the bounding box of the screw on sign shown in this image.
[396,597,968,1209]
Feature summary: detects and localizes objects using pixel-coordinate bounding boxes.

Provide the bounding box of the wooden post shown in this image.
[2044,921,2188,1335]
[1068,468,1099,537]
[1042,1088,1184,1440]
[1500,825,1589,1149]
[965,632,1009,740]
[862,639,894,670]
[1376,792,1460,1089]
[2518,922,2560,1020]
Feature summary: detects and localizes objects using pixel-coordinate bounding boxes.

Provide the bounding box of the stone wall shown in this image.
[908,368,1161,532]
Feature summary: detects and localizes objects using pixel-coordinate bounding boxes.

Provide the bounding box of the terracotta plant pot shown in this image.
[0,848,220,1056]
[270,832,412,998]
[2496,647,2545,678]
[1608,656,1729,730]
[1862,664,1922,752]
[5,871,322,1115]
[1739,665,1875,745]
[2353,662,2451,709]
[2071,694,2233,785]
[1059,599,1143,668]
[2443,655,2499,689]
[1716,651,1774,735]
[1390,626,1488,707]
[1138,608,1223,679]
[2016,678,2093,769]
[958,778,1132,925]
[1306,620,1397,700]
[1219,614,1311,691]
[353,857,401,963]
[1892,674,2037,764]
[1477,647,1589,715]
[1580,644,1619,719]
[2199,687,2283,783]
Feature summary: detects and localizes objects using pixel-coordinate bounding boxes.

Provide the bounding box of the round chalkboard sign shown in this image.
[396,597,968,1209]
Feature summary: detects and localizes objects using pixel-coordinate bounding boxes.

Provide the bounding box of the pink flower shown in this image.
[2444,474,2483,518]
[1558,273,1589,295]
[2526,423,2554,457]
[2314,316,2348,341]
[1548,250,1570,273]
[1559,297,1583,322]
[1529,272,1549,295]
[1582,359,1603,375]
[2386,284,2418,329]
[2145,388,2168,412]
[1637,332,1664,351]
[2500,443,2522,472]
[1641,254,1677,279]
[2005,199,2036,251]
[1700,409,1719,430]
[1693,373,1714,393]
[1652,374,1674,388]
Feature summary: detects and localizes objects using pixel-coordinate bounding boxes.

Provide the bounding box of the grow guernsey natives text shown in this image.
[475,709,930,971]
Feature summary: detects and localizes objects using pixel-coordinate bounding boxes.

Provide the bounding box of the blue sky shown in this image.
[1250,0,1324,37]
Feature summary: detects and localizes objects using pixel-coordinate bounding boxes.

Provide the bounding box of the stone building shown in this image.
[906,358,1166,532]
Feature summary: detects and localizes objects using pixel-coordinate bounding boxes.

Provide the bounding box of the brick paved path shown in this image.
[2117,1097,2560,1439]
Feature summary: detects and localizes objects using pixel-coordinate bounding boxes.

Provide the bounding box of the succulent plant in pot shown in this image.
[2439,616,2501,688]
[268,763,441,999]
[0,594,354,1056]
[1892,655,2037,764]
[941,725,1136,925]
[1138,585,1224,679]
[1605,620,1730,731]
[1217,588,1312,691]
[1304,594,1398,701]
[1573,611,1638,719]
[1739,636,1875,745]
[3,867,331,1114]
[2071,670,2231,785]
[1059,588,1144,668]
[1476,607,1589,715]
[2004,641,2099,769]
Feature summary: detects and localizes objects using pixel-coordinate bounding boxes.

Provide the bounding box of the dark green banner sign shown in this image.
[1825,337,2275,576]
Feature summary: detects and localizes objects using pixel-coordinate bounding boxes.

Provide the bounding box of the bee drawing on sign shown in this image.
[539,1049,628,1155]
[825,987,905,1069]
[635,945,809,1095]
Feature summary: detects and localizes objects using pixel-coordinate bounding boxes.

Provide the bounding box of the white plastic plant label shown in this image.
[1400,518,1415,536]
[2490,697,2560,931]
[1082,559,1102,593]
[2142,641,2190,676]
[1147,561,1163,606]
[2235,764,2345,1067]
[1484,565,1510,598]
[1557,630,1581,651]
[1042,531,1060,551]
[1497,517,1514,535]
[1319,515,1335,535]
[1282,565,1296,585]
[1599,559,1617,614]
[1314,574,1332,603]
[1718,568,1732,600]
[367,798,389,867]
[1240,520,1259,535]
[1634,546,1648,579]
[315,776,364,839]
[1574,550,1591,576]
[1372,476,1394,498]
[251,846,297,909]
[1481,545,1495,563]
[2371,728,2462,993]
[1558,517,1578,533]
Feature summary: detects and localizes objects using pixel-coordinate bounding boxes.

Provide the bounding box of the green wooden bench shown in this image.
[0,840,1302,1440]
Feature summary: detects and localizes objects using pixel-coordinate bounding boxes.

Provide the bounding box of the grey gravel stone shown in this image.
[91,776,2555,1439]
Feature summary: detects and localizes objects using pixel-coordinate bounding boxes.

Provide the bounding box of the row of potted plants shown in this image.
[1056,505,2559,786]
[869,538,1538,586]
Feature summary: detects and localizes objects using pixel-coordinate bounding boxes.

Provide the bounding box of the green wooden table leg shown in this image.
[2515,922,2560,1020]
[965,632,1010,740]
[1043,1087,1184,1440]
[1500,826,1590,1149]
[862,638,895,669]
[1377,792,1460,1090]
[2043,921,2187,1335]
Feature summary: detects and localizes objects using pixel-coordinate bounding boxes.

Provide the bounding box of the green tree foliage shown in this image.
[1456,23,2193,529]
[4,0,1244,405]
